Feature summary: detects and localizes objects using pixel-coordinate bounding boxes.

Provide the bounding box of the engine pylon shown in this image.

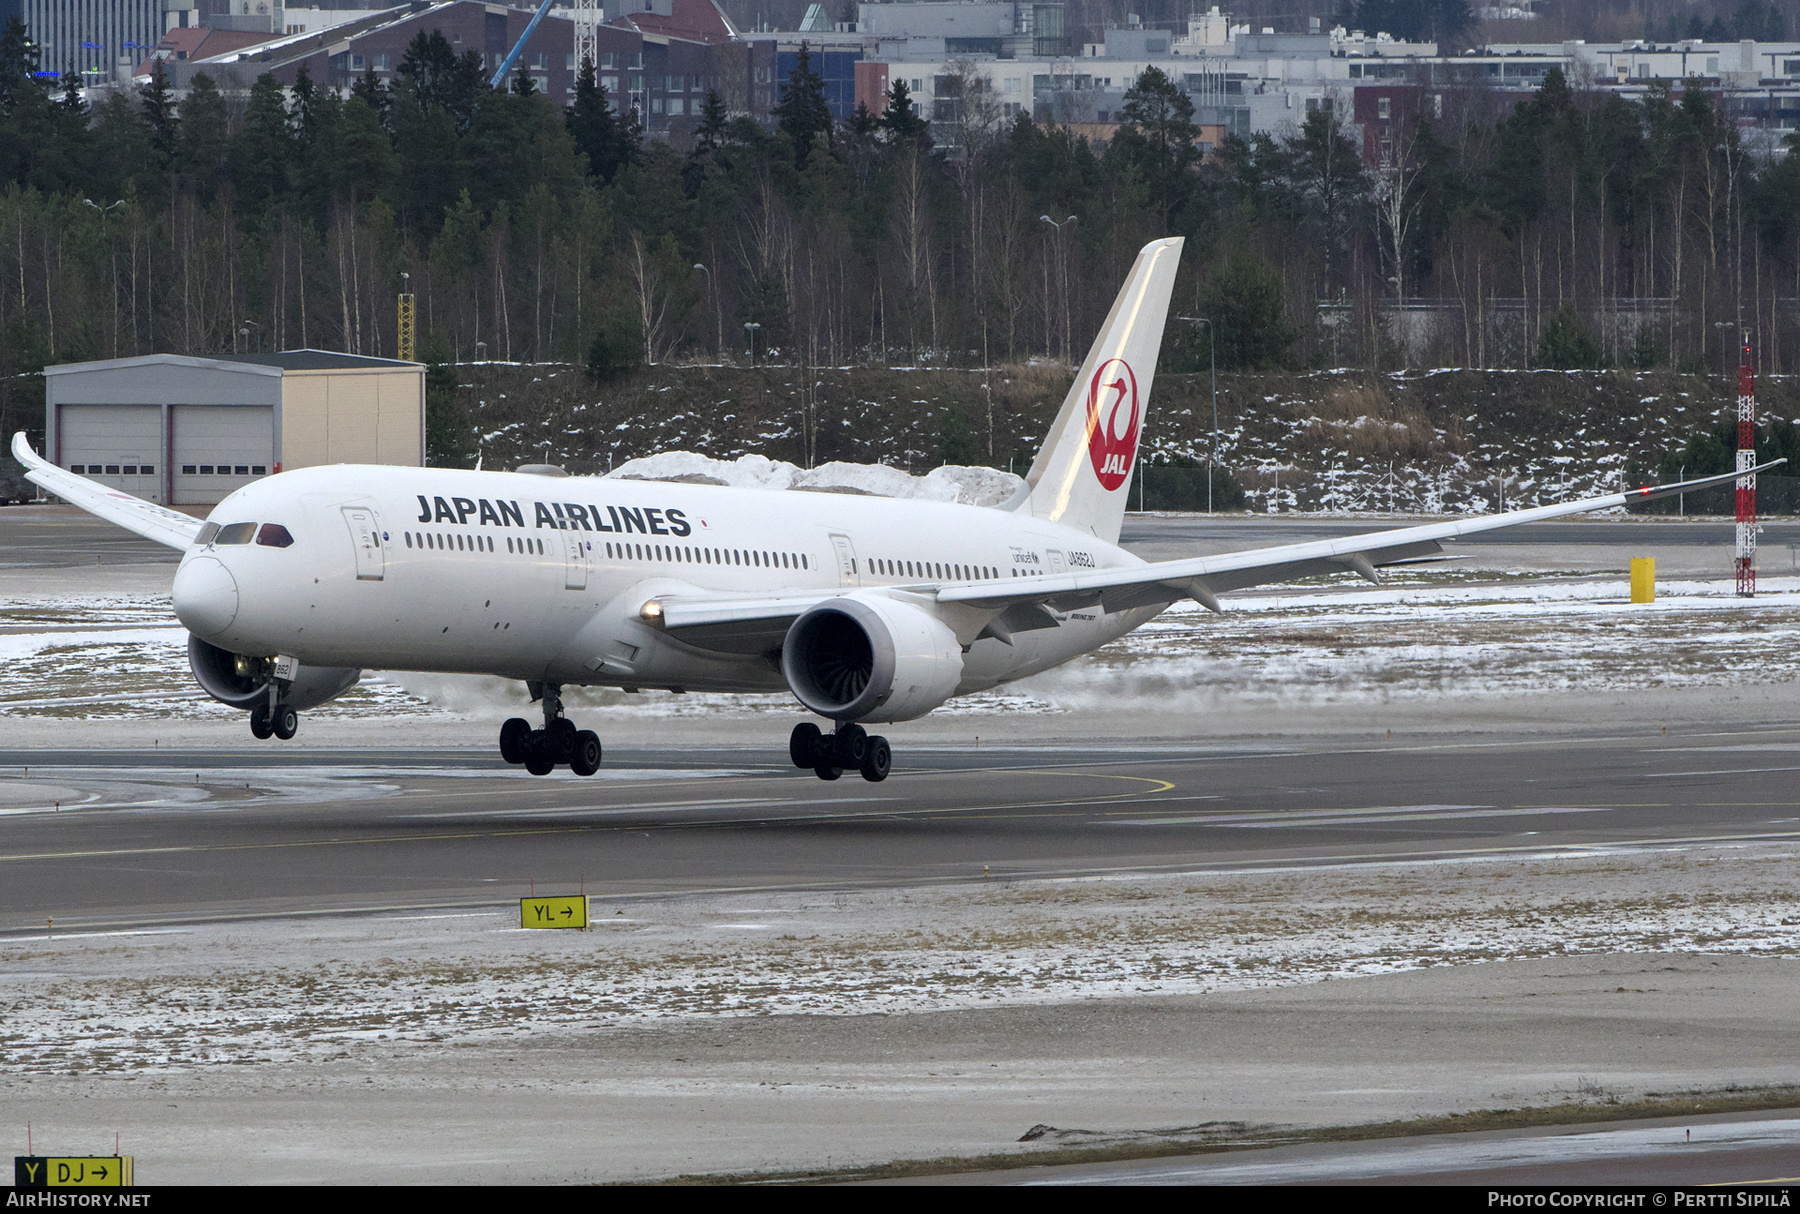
[1735,341,1758,598]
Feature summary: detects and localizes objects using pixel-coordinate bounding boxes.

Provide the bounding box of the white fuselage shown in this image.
[171,465,1163,700]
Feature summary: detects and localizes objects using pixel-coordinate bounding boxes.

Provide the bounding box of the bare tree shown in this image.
[1370,101,1427,305]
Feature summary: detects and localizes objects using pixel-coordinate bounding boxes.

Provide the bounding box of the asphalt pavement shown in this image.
[4,723,1798,935]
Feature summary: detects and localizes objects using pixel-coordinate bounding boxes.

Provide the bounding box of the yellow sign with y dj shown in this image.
[14,1156,135,1187]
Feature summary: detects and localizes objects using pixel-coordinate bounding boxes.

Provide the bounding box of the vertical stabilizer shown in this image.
[1017,237,1184,542]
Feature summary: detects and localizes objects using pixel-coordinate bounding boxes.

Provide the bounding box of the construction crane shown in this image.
[489,0,559,89]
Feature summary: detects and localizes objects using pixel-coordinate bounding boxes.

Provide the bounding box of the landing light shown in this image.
[639,600,664,623]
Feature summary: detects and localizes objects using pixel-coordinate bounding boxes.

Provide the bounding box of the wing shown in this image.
[12,432,203,551]
[646,462,1784,653]
[939,462,1788,615]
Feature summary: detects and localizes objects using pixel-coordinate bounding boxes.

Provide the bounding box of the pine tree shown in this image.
[694,88,728,155]
[511,66,537,96]
[774,41,832,164]
[1117,65,1198,226]
[291,61,319,148]
[879,77,927,144]
[397,30,457,111]
[140,60,178,171]
[232,72,293,211]
[1197,252,1295,370]
[178,71,230,199]
[350,63,389,125]
[0,15,39,112]
[59,64,81,113]
[567,55,631,182]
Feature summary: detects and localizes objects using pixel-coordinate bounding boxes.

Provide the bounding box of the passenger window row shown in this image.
[606,542,808,570]
[405,531,520,554]
[872,559,997,582]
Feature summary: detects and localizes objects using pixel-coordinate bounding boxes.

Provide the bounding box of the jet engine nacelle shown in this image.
[780,595,963,724]
[187,635,362,711]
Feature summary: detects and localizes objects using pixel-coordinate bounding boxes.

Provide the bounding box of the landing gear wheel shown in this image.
[524,735,556,776]
[249,704,273,740]
[834,723,869,767]
[790,722,824,769]
[548,718,578,764]
[813,764,843,781]
[859,735,891,783]
[570,730,602,776]
[499,717,531,765]
[272,704,298,740]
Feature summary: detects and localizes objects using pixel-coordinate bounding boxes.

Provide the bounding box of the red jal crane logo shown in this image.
[1085,358,1140,491]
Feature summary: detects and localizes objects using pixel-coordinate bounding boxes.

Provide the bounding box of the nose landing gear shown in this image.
[248,686,298,741]
[500,682,602,776]
[790,721,891,783]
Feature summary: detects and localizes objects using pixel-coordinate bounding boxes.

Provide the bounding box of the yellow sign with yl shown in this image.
[14,1156,134,1187]
[521,895,589,929]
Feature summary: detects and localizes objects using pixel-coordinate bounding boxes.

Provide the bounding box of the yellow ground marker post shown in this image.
[520,894,589,929]
[1630,557,1655,604]
[13,1157,133,1187]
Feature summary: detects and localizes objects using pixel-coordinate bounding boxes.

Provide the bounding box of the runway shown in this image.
[4,723,1798,935]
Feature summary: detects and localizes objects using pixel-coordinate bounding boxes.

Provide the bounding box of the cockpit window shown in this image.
[255,523,295,548]
[194,522,221,547]
[214,522,257,545]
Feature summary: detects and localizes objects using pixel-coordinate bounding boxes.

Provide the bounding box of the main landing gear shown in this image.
[790,721,891,783]
[500,682,602,777]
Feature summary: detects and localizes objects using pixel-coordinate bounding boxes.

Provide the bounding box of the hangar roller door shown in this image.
[172,405,274,505]
[60,404,164,503]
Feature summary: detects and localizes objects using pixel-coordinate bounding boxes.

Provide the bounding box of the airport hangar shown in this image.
[42,351,425,506]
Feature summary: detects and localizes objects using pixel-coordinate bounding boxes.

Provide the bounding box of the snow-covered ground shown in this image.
[4,843,1797,1075]
[5,574,1798,723]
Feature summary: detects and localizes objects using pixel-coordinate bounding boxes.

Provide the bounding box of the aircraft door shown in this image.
[564,533,589,590]
[829,534,860,586]
[342,506,385,581]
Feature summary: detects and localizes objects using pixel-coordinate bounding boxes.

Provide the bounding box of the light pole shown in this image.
[239,319,260,354]
[1039,214,1076,365]
[1179,315,1218,513]
[84,199,124,355]
[1714,320,1737,375]
[692,264,720,362]
[744,321,761,367]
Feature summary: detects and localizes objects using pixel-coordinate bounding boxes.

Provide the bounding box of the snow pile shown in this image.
[607,451,1026,508]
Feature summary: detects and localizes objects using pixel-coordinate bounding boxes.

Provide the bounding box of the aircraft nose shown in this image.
[173,555,239,637]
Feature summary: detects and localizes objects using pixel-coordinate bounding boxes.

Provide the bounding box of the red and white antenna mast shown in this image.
[1735,338,1757,598]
